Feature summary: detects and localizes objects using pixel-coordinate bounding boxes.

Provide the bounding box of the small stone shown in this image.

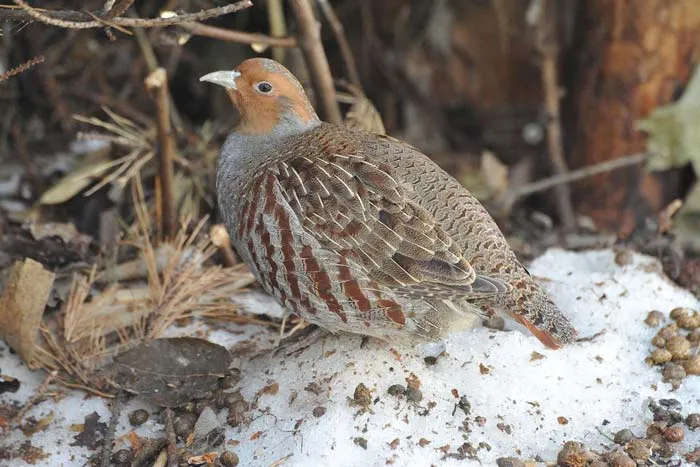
[615,249,634,266]
[645,310,664,327]
[111,448,132,466]
[682,355,700,375]
[666,336,691,360]
[173,412,198,439]
[613,428,634,445]
[677,314,700,330]
[496,457,525,467]
[312,406,326,417]
[649,348,673,365]
[688,328,700,343]
[424,356,438,366]
[418,438,430,447]
[657,324,678,340]
[219,451,239,467]
[604,450,635,467]
[387,384,406,397]
[625,438,651,462]
[669,307,690,320]
[128,409,149,426]
[406,387,423,403]
[217,391,243,409]
[557,441,592,466]
[651,335,666,347]
[220,371,240,390]
[646,422,666,438]
[353,383,372,407]
[685,413,700,430]
[662,362,686,384]
[227,399,250,428]
[663,425,684,443]
[353,437,368,449]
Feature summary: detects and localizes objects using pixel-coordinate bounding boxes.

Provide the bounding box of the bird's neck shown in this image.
[216,121,320,234]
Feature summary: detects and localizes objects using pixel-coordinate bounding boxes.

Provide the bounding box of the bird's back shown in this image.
[280,123,576,347]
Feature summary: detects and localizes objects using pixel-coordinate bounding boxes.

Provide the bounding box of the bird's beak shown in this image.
[199,70,241,90]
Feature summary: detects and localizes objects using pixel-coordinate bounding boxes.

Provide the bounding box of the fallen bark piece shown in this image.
[0,258,55,367]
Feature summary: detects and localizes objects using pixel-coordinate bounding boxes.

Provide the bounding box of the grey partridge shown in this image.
[201,58,576,349]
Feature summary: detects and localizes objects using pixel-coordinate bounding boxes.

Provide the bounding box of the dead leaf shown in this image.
[342,88,386,135]
[481,151,509,198]
[99,337,232,407]
[0,259,55,367]
[38,153,117,205]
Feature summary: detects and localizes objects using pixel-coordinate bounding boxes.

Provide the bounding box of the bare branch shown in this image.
[180,22,297,48]
[289,0,343,124]
[317,0,362,89]
[6,0,252,29]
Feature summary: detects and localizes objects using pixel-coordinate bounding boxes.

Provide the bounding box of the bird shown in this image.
[200,58,576,349]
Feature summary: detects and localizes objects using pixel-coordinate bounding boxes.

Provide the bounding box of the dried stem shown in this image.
[6,0,252,29]
[267,0,288,62]
[533,0,576,229]
[0,55,45,82]
[164,408,179,467]
[100,392,124,467]
[289,0,342,124]
[180,22,297,48]
[317,0,362,89]
[1,371,57,435]
[145,69,177,240]
[511,152,650,200]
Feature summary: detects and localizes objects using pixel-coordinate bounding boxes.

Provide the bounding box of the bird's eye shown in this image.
[256,81,273,94]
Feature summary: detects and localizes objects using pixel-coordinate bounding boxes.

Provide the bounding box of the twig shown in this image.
[180,22,297,48]
[100,392,124,467]
[210,224,238,267]
[510,152,650,199]
[289,0,343,124]
[317,0,362,89]
[133,26,184,132]
[0,55,45,82]
[164,408,179,467]
[2,371,57,435]
[7,0,252,29]
[145,69,177,240]
[532,0,576,229]
[267,0,288,62]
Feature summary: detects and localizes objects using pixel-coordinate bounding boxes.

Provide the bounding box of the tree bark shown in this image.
[570,0,700,235]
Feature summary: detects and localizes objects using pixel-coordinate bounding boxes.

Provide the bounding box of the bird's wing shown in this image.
[264,145,511,300]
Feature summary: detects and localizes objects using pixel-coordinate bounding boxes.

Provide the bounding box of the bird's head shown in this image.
[200,58,320,136]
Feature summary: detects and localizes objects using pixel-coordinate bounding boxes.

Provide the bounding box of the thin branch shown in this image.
[0,55,45,82]
[533,0,576,229]
[510,152,650,199]
[164,408,179,467]
[317,0,362,89]
[1,371,57,436]
[289,0,343,124]
[100,392,124,467]
[180,22,297,48]
[145,69,177,240]
[6,0,252,29]
[267,0,288,62]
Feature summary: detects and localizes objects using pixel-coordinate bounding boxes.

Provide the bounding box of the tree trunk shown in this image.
[570,0,700,236]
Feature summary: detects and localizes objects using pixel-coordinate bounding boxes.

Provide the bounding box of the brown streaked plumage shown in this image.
[201,58,576,349]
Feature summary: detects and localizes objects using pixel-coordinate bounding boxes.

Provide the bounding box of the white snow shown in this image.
[1,249,699,466]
